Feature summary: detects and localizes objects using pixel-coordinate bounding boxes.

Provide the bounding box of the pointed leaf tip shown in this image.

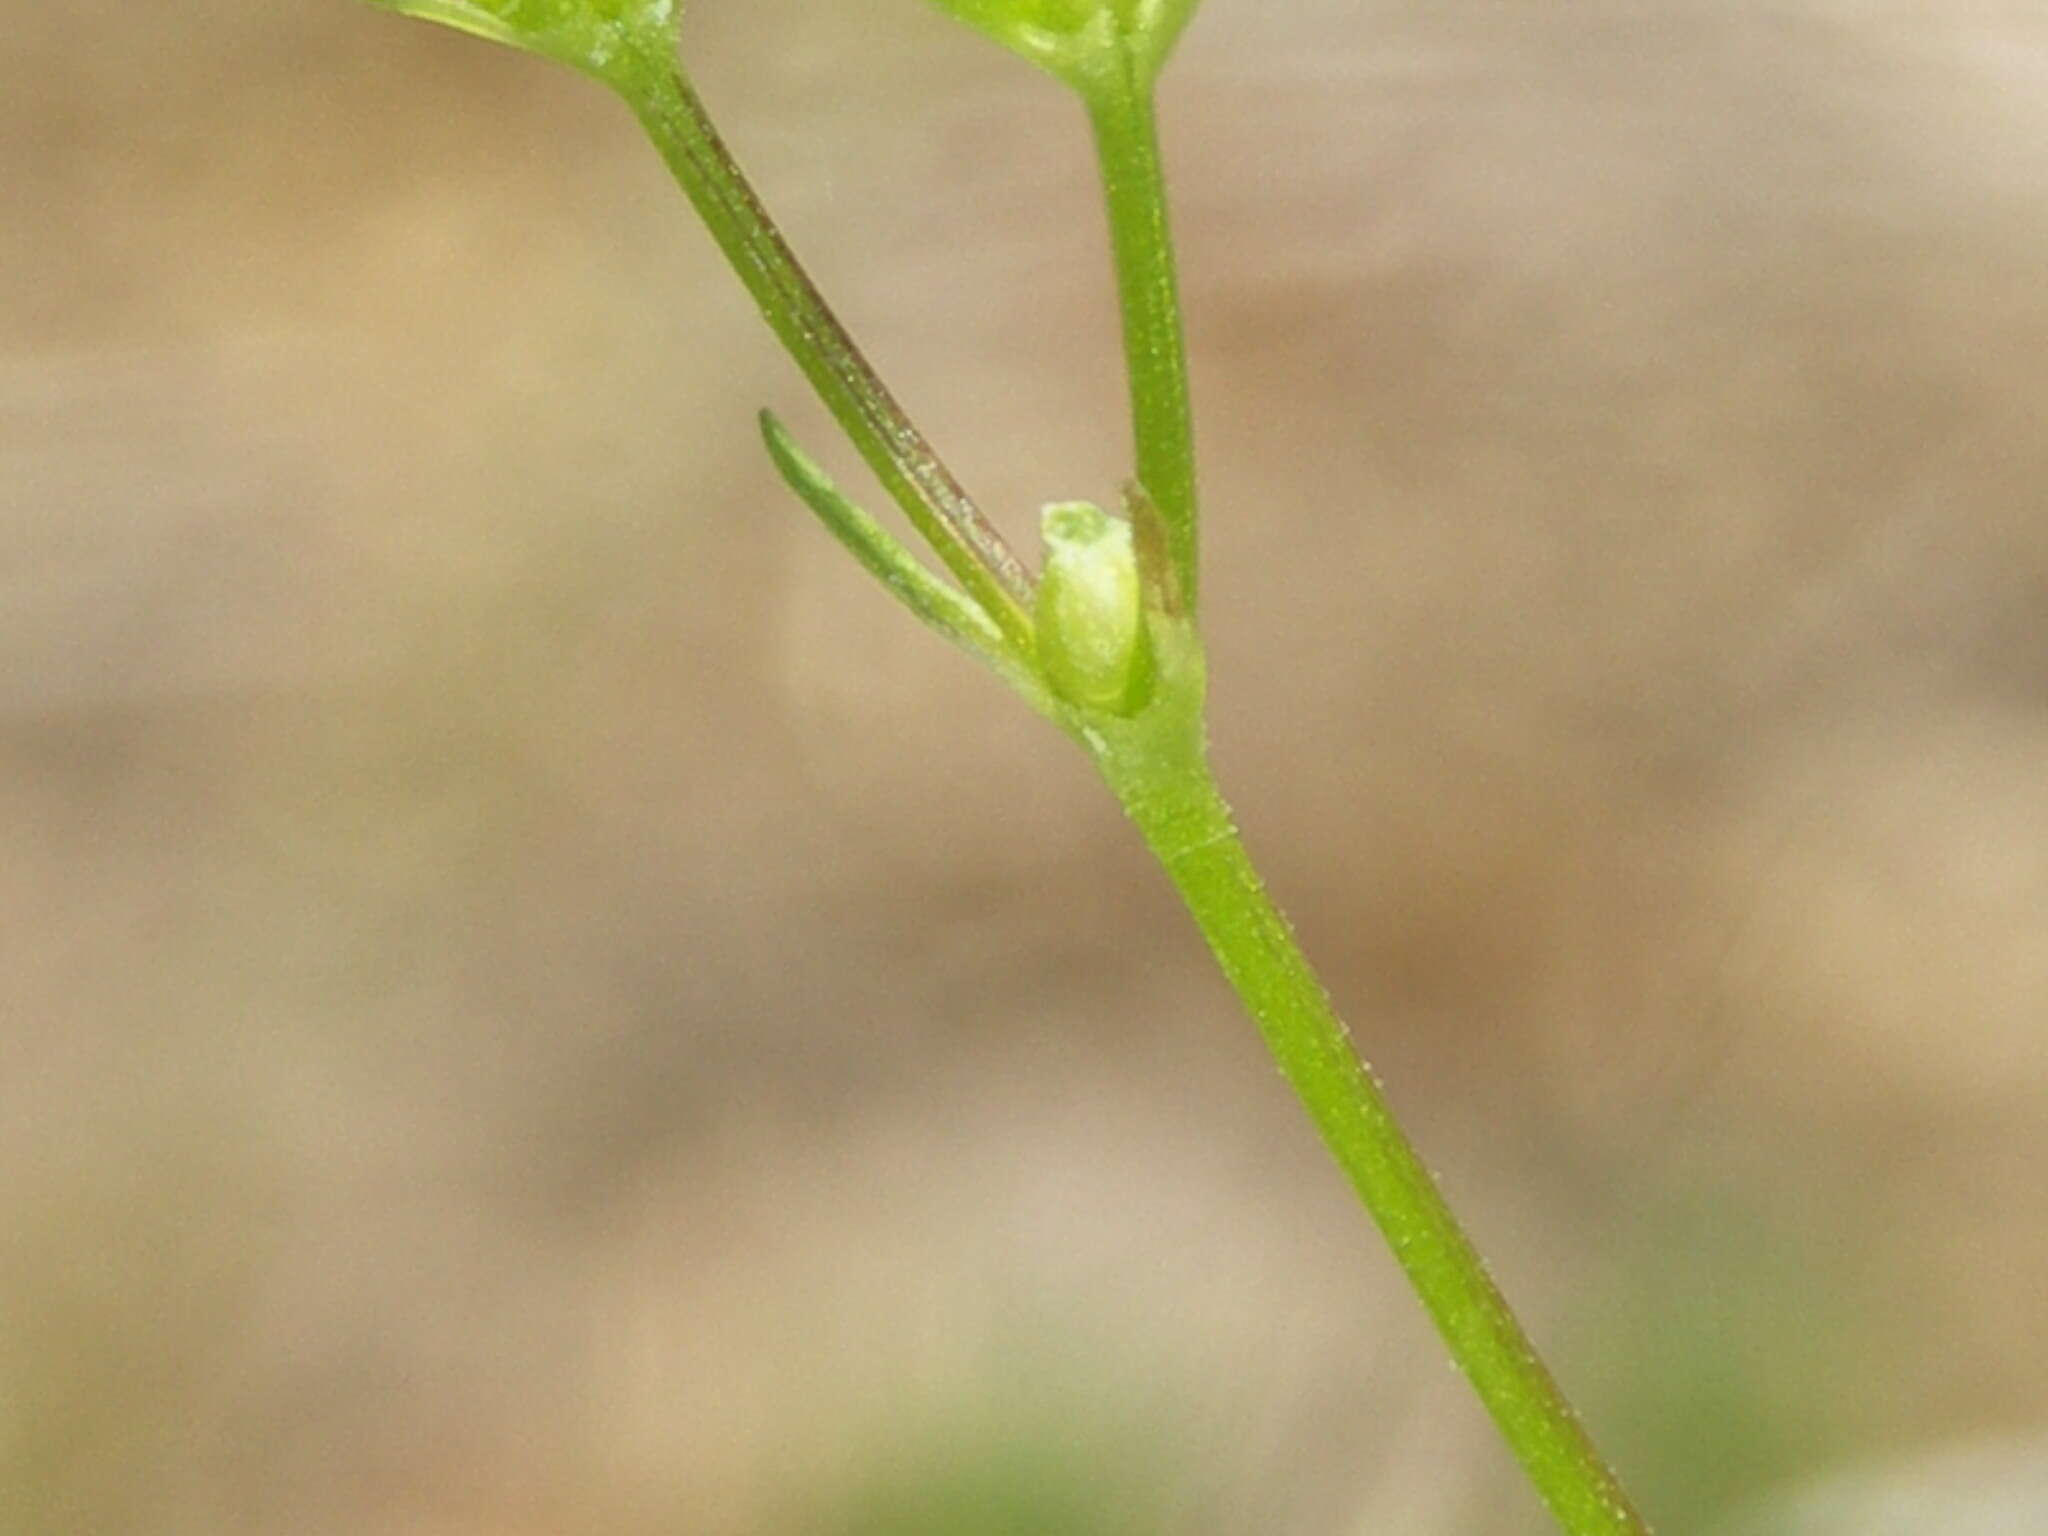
[760,412,1025,671]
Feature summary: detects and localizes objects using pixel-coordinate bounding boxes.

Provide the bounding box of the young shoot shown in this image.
[350,2,1652,1531]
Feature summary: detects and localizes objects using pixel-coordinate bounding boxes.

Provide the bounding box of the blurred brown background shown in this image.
[6,2,2048,1532]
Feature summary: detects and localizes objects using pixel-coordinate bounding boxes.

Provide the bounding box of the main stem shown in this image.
[1096,727,1648,1536]
[1086,61,1648,1536]
[621,55,1035,646]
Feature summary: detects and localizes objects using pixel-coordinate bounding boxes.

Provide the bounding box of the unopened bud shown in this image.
[1035,501,1154,715]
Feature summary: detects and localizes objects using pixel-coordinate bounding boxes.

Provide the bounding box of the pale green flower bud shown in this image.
[924,0,1206,90]
[1035,501,1154,715]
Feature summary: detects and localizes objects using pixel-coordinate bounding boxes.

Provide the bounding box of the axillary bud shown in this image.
[1035,500,1155,715]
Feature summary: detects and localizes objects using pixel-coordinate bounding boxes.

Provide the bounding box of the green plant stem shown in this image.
[1088,685,1648,1536]
[622,34,1646,1532]
[1086,65,1200,608]
[1085,63,1648,1533]
[620,55,1036,646]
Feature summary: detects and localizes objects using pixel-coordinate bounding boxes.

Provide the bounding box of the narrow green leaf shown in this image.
[760,413,1054,707]
[362,0,676,85]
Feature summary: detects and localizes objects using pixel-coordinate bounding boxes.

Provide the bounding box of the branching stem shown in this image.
[364,8,1654,1525]
[619,53,1036,647]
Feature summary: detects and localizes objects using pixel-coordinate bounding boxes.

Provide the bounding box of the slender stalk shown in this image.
[1087,63,1200,608]
[1084,59,1649,1533]
[618,55,1037,647]
[1091,700,1649,1536]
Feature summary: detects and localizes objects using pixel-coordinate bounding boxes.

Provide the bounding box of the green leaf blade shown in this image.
[760,413,1058,712]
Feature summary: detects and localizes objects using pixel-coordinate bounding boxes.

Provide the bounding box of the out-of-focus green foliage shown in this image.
[805,1369,1191,1536]
[1582,1190,1862,1530]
